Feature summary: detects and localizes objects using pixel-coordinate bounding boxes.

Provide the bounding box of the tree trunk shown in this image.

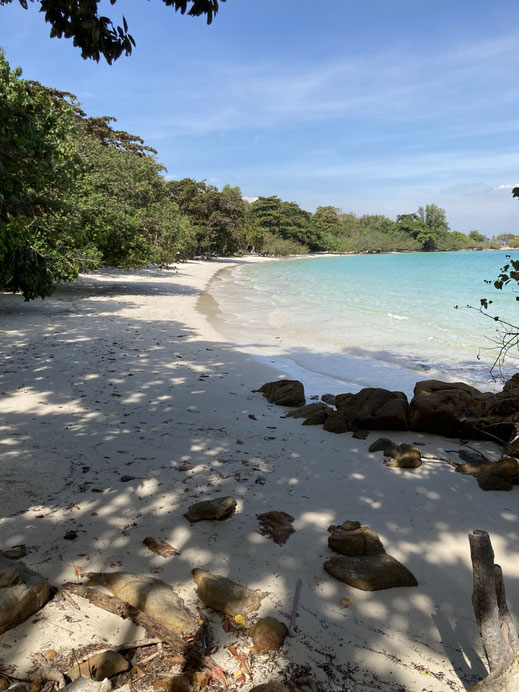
[469,529,511,671]
[468,530,519,691]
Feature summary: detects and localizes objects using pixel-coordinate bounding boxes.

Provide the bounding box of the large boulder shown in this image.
[483,373,519,417]
[332,388,408,432]
[254,380,305,407]
[283,402,332,425]
[409,379,518,441]
[456,456,519,492]
[0,556,50,634]
[408,380,490,437]
[323,409,351,434]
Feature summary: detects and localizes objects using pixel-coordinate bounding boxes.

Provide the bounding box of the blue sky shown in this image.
[2,0,519,235]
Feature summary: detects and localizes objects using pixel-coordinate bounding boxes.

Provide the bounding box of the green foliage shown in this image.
[396,205,449,251]
[468,230,487,245]
[70,129,194,267]
[0,54,76,222]
[249,196,313,248]
[167,179,250,255]
[496,233,517,246]
[0,0,225,63]
[437,230,471,250]
[0,52,100,299]
[259,232,309,256]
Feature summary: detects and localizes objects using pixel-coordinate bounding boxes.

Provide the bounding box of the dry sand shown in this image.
[0,258,517,691]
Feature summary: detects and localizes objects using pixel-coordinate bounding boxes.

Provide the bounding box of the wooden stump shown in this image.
[468,530,519,690]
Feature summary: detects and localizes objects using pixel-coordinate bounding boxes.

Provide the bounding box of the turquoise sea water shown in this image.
[206,251,519,397]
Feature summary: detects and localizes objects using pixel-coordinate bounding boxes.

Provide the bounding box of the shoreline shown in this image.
[0,259,516,691]
[199,254,509,399]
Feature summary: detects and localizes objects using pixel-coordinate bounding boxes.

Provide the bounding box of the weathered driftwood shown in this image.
[62,583,200,661]
[468,530,519,691]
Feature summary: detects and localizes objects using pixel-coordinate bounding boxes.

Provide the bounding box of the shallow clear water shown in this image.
[206,251,519,397]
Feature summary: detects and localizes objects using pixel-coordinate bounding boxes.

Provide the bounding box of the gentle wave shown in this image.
[205,252,519,396]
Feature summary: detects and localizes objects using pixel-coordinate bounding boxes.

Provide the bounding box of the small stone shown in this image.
[151,677,193,692]
[1,546,27,560]
[43,650,57,661]
[0,678,9,691]
[250,683,289,692]
[384,445,422,468]
[257,511,295,545]
[352,430,369,439]
[328,523,384,556]
[68,651,129,682]
[368,438,398,454]
[64,531,78,540]
[183,496,236,523]
[143,537,179,558]
[254,380,305,408]
[369,439,422,468]
[192,568,266,616]
[324,554,418,591]
[250,617,288,653]
[28,679,44,692]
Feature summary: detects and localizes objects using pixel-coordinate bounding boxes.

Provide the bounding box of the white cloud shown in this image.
[141,33,519,138]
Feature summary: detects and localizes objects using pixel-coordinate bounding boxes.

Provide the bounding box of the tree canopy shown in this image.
[0,0,225,63]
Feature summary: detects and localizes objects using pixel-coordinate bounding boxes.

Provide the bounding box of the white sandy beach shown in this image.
[0,258,517,691]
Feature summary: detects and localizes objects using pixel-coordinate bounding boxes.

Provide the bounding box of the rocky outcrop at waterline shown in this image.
[255,375,519,442]
[255,375,519,491]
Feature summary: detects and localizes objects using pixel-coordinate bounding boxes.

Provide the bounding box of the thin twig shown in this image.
[288,579,303,637]
[421,454,457,467]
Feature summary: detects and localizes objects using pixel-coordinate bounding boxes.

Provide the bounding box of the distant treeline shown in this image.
[1,52,515,300]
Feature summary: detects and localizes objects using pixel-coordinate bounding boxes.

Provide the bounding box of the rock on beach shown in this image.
[192,568,266,616]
